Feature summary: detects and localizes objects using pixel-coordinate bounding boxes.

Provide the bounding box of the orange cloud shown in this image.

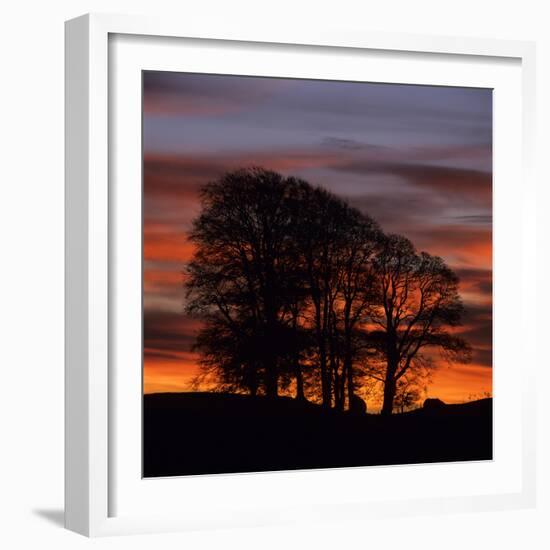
[144,224,196,263]
[144,269,184,291]
[411,226,492,271]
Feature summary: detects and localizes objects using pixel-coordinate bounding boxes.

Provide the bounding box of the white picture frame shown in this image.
[65,13,537,537]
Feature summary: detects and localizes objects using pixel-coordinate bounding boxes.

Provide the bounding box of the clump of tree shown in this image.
[185,167,471,414]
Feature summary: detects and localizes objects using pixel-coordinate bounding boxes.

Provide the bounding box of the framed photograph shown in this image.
[65,13,537,536]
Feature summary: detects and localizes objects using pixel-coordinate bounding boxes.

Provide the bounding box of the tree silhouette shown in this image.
[185,168,471,414]
[369,235,471,416]
[186,168,307,398]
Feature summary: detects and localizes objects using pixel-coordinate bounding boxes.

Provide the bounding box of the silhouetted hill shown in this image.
[143,392,492,477]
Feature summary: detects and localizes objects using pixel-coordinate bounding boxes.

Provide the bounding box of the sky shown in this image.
[142,71,493,407]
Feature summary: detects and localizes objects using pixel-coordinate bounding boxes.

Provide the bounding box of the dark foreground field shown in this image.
[143,392,492,477]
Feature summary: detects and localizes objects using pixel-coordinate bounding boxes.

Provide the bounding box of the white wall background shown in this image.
[0,1,547,548]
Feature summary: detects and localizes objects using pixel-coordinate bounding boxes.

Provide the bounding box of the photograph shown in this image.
[142,71,493,478]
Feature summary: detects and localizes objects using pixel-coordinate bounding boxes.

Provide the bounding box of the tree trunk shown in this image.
[264,365,278,398]
[312,292,331,408]
[328,319,343,411]
[291,313,306,401]
[346,363,354,410]
[381,371,396,416]
[249,365,258,397]
[333,369,343,411]
[316,331,332,408]
[339,363,347,411]
[319,348,331,408]
[264,346,278,398]
[345,345,354,409]
[295,363,305,400]
[381,328,398,416]
[263,297,279,398]
[321,294,333,408]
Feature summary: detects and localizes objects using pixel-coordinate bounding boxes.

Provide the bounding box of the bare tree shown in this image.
[370,235,471,416]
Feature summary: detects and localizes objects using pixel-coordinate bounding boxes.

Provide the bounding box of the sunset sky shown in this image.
[143,72,492,408]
